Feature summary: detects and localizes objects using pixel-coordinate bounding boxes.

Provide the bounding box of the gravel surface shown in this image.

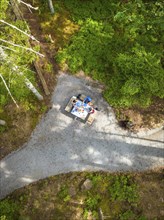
[0,73,164,199]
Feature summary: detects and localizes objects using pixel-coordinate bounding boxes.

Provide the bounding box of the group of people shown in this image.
[72,95,95,114]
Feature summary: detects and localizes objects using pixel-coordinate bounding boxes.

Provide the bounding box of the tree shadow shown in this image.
[0,74,163,199]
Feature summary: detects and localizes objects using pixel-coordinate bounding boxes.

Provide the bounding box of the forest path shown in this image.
[0,73,163,199]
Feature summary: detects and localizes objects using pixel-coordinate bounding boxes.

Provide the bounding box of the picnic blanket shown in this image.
[71,100,90,120]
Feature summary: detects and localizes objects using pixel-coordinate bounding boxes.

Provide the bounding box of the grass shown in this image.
[0,170,163,220]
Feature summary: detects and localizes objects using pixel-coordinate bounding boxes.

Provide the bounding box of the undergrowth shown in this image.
[1,171,163,219]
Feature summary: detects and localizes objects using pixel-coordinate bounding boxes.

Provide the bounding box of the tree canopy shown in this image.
[56,0,164,107]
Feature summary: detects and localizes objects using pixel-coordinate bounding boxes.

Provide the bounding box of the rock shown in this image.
[69,186,76,196]
[81,179,93,191]
[0,120,6,125]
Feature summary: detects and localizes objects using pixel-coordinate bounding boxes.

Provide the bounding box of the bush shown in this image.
[85,193,100,210]
[104,45,164,107]
[57,185,70,202]
[0,199,19,220]
[109,175,138,203]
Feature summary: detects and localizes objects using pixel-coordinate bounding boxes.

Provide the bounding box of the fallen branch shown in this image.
[0,47,43,101]
[0,19,39,42]
[0,39,44,57]
[0,45,17,52]
[0,73,19,108]
[34,61,50,95]
[12,66,44,101]
[18,0,38,10]
[10,0,25,20]
[48,0,55,14]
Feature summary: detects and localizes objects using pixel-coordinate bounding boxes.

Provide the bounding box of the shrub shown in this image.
[85,193,100,210]
[57,185,70,202]
[109,175,138,203]
[0,199,19,220]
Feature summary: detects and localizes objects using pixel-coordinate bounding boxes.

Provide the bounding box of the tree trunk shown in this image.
[48,0,55,14]
[10,0,24,20]
[0,73,19,108]
[0,47,43,101]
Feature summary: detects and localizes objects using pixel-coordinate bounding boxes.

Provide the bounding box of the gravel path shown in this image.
[0,73,164,199]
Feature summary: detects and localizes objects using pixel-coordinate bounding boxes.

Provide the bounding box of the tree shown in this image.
[48,0,55,14]
[0,0,43,109]
[104,44,164,107]
[55,0,164,108]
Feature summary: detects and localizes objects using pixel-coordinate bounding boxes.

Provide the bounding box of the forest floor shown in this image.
[1,170,164,220]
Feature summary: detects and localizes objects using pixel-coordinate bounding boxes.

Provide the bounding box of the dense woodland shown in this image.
[55,0,164,107]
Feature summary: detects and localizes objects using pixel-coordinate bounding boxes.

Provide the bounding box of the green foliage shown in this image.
[0,5,40,109]
[0,199,19,220]
[59,0,118,22]
[0,125,6,133]
[119,211,147,220]
[43,62,53,73]
[119,210,135,220]
[38,0,49,14]
[83,209,89,220]
[87,173,103,186]
[56,18,114,81]
[57,185,70,202]
[0,0,9,19]
[109,175,138,203]
[55,0,164,108]
[137,216,147,220]
[104,45,164,107]
[85,192,100,210]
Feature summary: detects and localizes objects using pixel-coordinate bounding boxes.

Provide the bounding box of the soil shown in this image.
[114,97,164,132]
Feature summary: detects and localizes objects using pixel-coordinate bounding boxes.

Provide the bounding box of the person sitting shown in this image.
[84,96,92,104]
[77,94,81,99]
[72,99,77,106]
[88,107,95,114]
